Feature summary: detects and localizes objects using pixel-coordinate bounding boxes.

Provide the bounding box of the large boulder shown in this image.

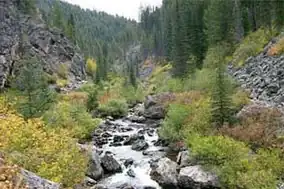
[150,158,178,188]
[143,95,166,119]
[131,140,149,151]
[21,169,61,189]
[86,151,104,180]
[101,154,122,174]
[177,166,220,189]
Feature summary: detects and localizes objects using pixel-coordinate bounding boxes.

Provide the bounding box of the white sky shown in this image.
[63,0,162,21]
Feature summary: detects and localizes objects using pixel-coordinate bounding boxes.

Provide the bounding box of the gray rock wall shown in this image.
[0,0,86,89]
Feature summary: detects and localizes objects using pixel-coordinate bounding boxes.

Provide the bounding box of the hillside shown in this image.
[37,0,140,62]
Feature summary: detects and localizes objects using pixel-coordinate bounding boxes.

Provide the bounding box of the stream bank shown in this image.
[76,95,220,189]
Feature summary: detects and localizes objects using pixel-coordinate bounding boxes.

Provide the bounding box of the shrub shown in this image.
[232,88,250,112]
[268,37,284,56]
[86,58,97,77]
[159,104,191,141]
[188,135,284,189]
[220,106,283,148]
[43,102,101,140]
[121,85,145,105]
[86,89,98,112]
[56,79,68,88]
[188,135,250,166]
[57,64,69,79]
[98,99,128,118]
[184,97,212,136]
[0,110,87,187]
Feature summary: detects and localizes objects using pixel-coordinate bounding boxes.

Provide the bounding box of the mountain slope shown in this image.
[0,0,86,89]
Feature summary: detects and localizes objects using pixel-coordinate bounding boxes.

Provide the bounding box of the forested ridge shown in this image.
[140,0,284,76]
[37,0,141,76]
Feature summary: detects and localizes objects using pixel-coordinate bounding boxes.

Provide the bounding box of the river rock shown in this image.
[177,150,191,168]
[127,169,136,178]
[21,169,61,189]
[86,151,104,180]
[123,134,145,145]
[84,177,97,187]
[124,158,134,167]
[127,115,146,123]
[150,157,178,188]
[177,166,220,189]
[113,135,124,143]
[131,140,149,151]
[101,154,122,174]
[101,132,112,138]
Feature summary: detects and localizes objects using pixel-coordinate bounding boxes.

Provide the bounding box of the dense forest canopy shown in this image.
[140,0,284,77]
[37,0,140,64]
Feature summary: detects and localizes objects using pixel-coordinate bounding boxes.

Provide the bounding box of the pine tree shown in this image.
[51,1,65,30]
[211,46,233,128]
[66,14,76,43]
[15,57,55,120]
[16,0,36,15]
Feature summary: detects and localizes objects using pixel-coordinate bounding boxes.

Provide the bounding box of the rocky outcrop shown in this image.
[177,166,220,189]
[228,38,284,107]
[0,0,86,89]
[21,169,61,189]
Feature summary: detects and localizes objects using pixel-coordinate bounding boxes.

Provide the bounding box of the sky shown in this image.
[63,0,162,21]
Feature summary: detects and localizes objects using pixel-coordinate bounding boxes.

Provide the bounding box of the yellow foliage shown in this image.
[86,58,97,76]
[0,161,27,189]
[56,79,68,88]
[268,37,284,56]
[0,109,88,187]
[57,64,69,79]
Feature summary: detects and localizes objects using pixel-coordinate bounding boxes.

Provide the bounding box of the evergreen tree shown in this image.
[211,46,233,128]
[16,0,36,15]
[66,14,76,43]
[15,57,55,120]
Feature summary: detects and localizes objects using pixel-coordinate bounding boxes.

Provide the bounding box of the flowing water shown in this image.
[95,117,166,189]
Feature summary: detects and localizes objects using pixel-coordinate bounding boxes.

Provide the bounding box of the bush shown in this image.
[0,110,87,187]
[220,106,283,148]
[121,85,145,105]
[188,135,284,189]
[232,88,250,112]
[268,37,284,56]
[43,102,101,140]
[159,104,191,141]
[57,64,69,79]
[86,58,97,77]
[86,89,98,112]
[188,135,249,166]
[56,79,68,88]
[98,99,128,118]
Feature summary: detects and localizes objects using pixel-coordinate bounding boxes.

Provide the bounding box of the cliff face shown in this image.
[0,0,86,89]
[228,38,284,107]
